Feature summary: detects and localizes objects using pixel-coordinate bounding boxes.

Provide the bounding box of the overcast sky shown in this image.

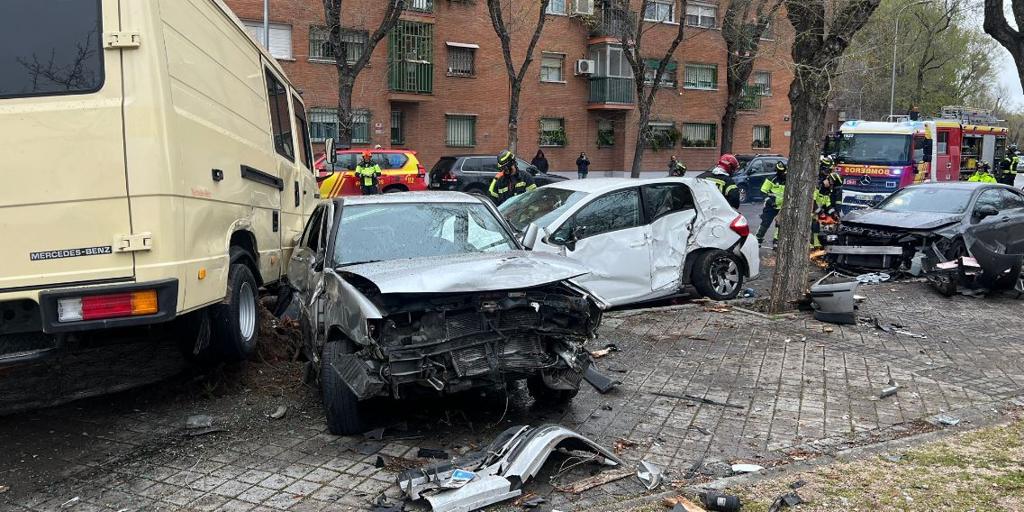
[996,52,1024,110]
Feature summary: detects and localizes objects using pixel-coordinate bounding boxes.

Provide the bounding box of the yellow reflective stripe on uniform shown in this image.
[526,184,537,191]
[724,185,737,194]
[489,179,500,197]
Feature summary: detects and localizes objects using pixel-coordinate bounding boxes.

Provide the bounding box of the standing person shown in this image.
[755,161,787,245]
[668,156,687,176]
[531,150,549,174]
[355,151,382,195]
[998,144,1020,186]
[490,150,537,204]
[968,162,997,183]
[697,154,741,208]
[813,170,843,248]
[575,152,591,179]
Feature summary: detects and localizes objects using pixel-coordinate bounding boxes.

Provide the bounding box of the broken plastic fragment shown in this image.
[730,463,764,474]
[636,460,663,490]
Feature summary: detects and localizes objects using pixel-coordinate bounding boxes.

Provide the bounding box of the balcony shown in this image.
[588,6,636,40]
[389,61,433,94]
[588,77,635,110]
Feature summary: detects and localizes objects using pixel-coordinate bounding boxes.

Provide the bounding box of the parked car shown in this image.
[428,155,568,198]
[733,154,787,203]
[314,149,428,196]
[827,182,1024,283]
[287,192,604,434]
[498,178,759,305]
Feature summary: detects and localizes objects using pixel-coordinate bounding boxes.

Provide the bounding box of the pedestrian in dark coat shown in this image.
[531,150,549,174]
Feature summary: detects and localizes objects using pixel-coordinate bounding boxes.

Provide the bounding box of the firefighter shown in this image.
[999,144,1021,186]
[968,161,997,183]
[755,160,787,245]
[697,154,741,208]
[489,149,537,204]
[818,154,837,180]
[813,172,843,248]
[355,151,382,195]
[668,156,687,176]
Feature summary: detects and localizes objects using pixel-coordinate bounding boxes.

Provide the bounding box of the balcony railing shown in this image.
[738,85,762,110]
[589,6,636,38]
[589,77,635,104]
[389,61,433,94]
[406,0,433,12]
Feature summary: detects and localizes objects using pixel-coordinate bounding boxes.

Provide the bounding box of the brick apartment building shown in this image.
[223,0,793,173]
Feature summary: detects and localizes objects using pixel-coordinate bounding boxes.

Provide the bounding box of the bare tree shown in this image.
[908,0,961,107]
[983,0,1024,95]
[768,0,881,313]
[486,0,552,153]
[322,0,405,146]
[720,0,783,154]
[610,0,688,178]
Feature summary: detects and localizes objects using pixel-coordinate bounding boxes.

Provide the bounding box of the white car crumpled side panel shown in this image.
[568,225,653,306]
[650,210,697,292]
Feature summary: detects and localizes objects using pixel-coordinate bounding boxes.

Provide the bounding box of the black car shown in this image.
[733,154,786,203]
[827,182,1024,287]
[428,155,568,198]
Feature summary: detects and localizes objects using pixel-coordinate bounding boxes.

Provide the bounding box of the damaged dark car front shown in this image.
[827,182,1024,291]
[287,193,606,435]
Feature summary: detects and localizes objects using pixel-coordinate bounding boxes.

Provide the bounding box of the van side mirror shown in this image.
[324,138,337,164]
[521,223,540,250]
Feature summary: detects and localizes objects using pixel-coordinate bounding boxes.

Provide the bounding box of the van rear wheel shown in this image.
[210,262,259,362]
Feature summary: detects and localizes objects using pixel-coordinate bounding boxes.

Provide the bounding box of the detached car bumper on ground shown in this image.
[287,192,606,434]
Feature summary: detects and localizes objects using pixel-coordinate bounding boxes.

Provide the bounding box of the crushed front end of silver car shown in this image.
[319,253,603,402]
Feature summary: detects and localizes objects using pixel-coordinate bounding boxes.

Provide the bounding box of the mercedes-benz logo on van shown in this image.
[859,176,872,186]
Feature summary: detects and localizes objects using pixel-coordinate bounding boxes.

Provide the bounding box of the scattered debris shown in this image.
[767,492,804,512]
[855,272,891,284]
[700,491,742,512]
[636,460,663,490]
[730,463,764,474]
[613,438,638,454]
[664,496,707,511]
[879,379,900,399]
[268,405,287,420]
[583,366,621,394]
[741,288,757,298]
[882,453,903,463]
[0,485,8,495]
[601,404,613,411]
[364,427,388,441]
[931,414,961,427]
[416,448,449,460]
[650,391,744,410]
[60,497,80,509]
[590,343,620,358]
[822,326,834,333]
[520,495,546,508]
[185,426,228,437]
[810,272,860,325]
[688,425,711,436]
[352,440,385,456]
[370,494,404,512]
[184,414,213,429]
[556,467,633,494]
[398,424,622,510]
[375,456,386,468]
[790,479,807,489]
[704,304,731,314]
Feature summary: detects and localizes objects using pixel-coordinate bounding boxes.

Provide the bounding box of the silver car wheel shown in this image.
[710,257,741,296]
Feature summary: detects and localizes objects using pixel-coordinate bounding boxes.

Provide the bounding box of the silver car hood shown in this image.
[338,251,590,294]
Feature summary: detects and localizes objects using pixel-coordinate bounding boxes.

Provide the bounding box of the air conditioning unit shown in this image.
[574,0,595,15]
[576,59,596,75]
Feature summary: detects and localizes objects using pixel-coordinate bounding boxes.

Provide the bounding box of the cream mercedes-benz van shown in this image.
[0,0,318,373]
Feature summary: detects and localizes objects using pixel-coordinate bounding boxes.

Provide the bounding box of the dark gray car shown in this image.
[286,192,603,435]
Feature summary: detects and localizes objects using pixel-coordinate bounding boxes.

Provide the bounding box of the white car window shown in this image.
[642,183,694,221]
[553,188,641,242]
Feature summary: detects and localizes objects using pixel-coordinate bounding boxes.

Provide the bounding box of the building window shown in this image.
[752,71,772,96]
[446,115,476,147]
[540,118,567,147]
[597,119,615,147]
[644,0,676,22]
[308,108,337,142]
[589,44,633,78]
[309,26,366,64]
[760,20,775,40]
[243,21,293,59]
[644,59,677,88]
[643,122,679,149]
[389,21,434,94]
[684,63,717,90]
[547,0,567,15]
[682,123,717,148]
[541,53,565,82]
[391,111,405,145]
[447,43,476,76]
[408,0,433,12]
[753,125,771,149]
[351,110,370,144]
[685,3,718,28]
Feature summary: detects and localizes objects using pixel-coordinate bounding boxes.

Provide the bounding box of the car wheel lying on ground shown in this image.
[287,192,605,435]
[497,178,758,307]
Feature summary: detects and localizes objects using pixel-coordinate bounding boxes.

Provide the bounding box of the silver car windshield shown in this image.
[334,203,518,266]
[499,187,590,232]
[876,187,972,214]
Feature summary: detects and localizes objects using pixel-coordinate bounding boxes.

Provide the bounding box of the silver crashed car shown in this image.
[286,192,604,435]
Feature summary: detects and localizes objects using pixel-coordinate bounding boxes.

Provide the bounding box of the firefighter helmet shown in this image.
[775,161,788,173]
[820,155,836,168]
[361,151,372,160]
[497,149,516,169]
[717,154,740,173]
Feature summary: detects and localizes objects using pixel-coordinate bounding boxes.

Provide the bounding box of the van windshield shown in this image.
[0,0,104,99]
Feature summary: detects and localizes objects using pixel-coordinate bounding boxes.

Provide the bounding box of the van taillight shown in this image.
[730,215,751,237]
[57,290,159,322]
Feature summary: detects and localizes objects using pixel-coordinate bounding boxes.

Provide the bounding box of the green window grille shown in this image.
[391,111,405,145]
[389,21,433,94]
[684,63,717,90]
[739,84,762,110]
[644,59,678,88]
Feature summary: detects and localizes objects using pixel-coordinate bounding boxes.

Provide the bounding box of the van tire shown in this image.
[321,342,366,435]
[691,250,744,301]
[210,262,259,362]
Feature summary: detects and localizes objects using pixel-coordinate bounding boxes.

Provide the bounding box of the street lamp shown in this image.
[890,0,933,119]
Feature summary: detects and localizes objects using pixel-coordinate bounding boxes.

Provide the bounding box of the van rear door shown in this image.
[0,0,133,291]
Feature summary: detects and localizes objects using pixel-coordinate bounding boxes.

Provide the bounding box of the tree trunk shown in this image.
[508,81,521,153]
[768,74,828,313]
[337,74,355,147]
[630,104,652,178]
[720,97,740,154]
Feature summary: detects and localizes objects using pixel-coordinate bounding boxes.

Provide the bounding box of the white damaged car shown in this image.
[499,178,760,306]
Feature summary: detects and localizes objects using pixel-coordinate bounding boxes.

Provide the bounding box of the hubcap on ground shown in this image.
[710,257,740,295]
[238,281,256,341]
